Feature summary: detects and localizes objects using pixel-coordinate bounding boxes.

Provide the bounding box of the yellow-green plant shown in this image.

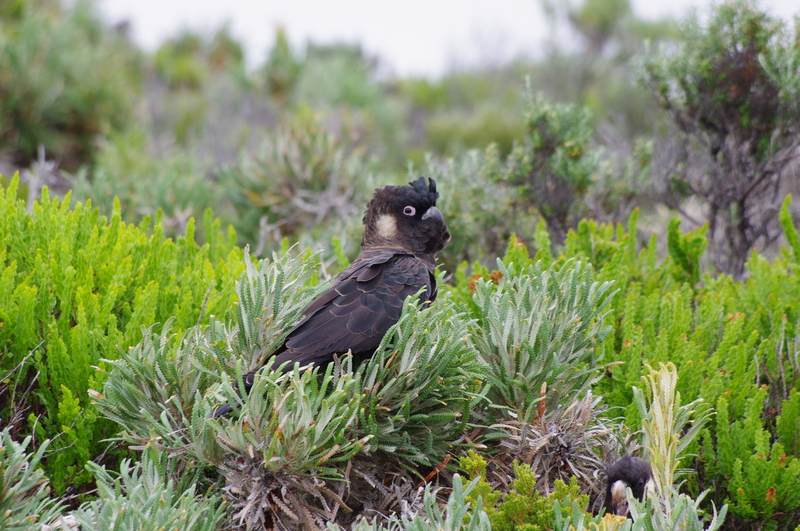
[632,362,725,529]
[460,451,591,531]
[0,175,242,494]
[633,362,712,496]
[704,387,800,527]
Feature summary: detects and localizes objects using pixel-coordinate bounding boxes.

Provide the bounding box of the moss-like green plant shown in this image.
[706,389,800,526]
[460,451,591,531]
[666,218,707,287]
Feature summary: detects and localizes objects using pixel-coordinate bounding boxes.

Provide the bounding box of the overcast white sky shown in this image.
[97,0,799,78]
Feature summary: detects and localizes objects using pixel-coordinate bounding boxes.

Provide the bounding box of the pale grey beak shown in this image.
[421,206,444,223]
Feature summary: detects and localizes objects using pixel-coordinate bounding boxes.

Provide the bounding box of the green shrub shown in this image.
[502,85,605,243]
[469,256,614,422]
[353,291,480,467]
[0,175,242,495]
[426,105,525,158]
[460,451,592,531]
[421,148,542,273]
[96,248,481,528]
[262,26,301,104]
[154,27,244,91]
[639,0,800,276]
[704,389,800,526]
[557,207,800,526]
[68,128,223,237]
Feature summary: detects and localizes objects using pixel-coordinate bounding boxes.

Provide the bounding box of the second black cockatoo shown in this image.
[214,176,450,417]
[604,454,653,517]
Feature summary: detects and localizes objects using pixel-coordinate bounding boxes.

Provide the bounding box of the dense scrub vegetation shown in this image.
[2,0,800,529]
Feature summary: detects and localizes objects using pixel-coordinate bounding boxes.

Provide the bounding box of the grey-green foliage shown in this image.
[354,290,482,466]
[553,491,727,531]
[421,149,540,272]
[218,113,373,257]
[627,363,725,531]
[209,291,479,530]
[213,361,368,478]
[471,258,615,422]
[92,320,222,462]
[627,490,727,531]
[637,0,800,276]
[333,474,492,531]
[0,0,136,169]
[72,450,225,531]
[96,247,481,528]
[262,25,301,102]
[68,128,220,237]
[503,83,605,242]
[228,246,324,372]
[0,429,64,531]
[94,248,322,462]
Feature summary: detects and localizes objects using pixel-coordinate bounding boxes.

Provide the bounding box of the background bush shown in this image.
[0,0,139,171]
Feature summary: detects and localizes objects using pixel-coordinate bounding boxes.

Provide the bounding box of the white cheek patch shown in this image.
[611,480,628,509]
[376,214,398,239]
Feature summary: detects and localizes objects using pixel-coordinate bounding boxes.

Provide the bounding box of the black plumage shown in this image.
[604,454,652,517]
[214,177,450,417]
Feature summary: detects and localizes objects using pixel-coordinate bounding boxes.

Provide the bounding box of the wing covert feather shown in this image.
[269,252,434,370]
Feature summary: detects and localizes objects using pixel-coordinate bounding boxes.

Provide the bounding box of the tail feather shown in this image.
[210,368,258,418]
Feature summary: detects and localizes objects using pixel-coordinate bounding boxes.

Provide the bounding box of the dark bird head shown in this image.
[362,177,450,255]
[605,454,652,517]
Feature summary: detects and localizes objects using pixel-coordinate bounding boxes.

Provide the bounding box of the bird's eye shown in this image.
[403,206,416,216]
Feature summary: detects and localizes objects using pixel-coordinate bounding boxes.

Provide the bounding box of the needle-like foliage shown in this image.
[72,450,226,531]
[355,292,482,467]
[333,474,492,531]
[0,429,64,531]
[471,258,615,423]
[211,362,366,530]
[93,248,322,458]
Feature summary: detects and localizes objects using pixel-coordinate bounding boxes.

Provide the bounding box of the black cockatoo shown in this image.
[604,454,653,517]
[214,177,450,417]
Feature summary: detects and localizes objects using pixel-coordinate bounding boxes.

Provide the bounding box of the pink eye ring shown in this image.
[403,206,416,216]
